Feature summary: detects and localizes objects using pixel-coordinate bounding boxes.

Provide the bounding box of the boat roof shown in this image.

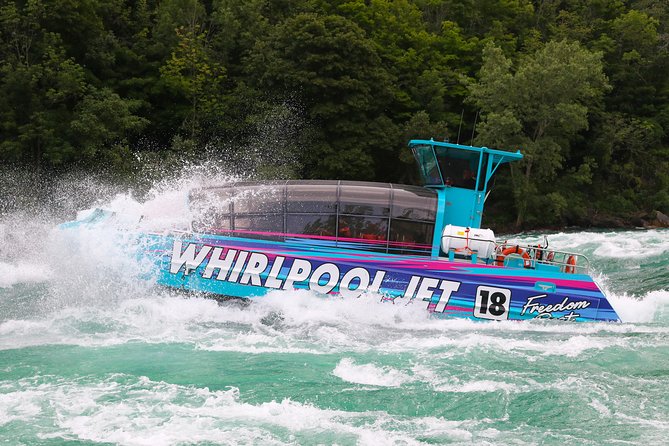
[409,139,523,164]
[190,181,438,222]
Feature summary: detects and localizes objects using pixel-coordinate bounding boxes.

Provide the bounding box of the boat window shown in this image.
[339,182,391,216]
[434,146,481,190]
[338,215,388,242]
[412,145,442,185]
[286,214,337,237]
[188,181,440,254]
[232,184,285,215]
[286,181,338,213]
[391,187,437,221]
[233,214,284,240]
[388,219,434,256]
[192,214,231,235]
[189,187,233,216]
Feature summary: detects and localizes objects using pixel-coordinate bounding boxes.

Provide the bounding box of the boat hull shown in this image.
[139,232,620,323]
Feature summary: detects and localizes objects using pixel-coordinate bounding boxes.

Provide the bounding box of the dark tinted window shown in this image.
[339,182,390,216]
[233,214,284,240]
[434,146,481,190]
[190,187,234,233]
[188,181,437,256]
[232,184,284,214]
[392,187,437,221]
[286,181,338,213]
[412,145,442,186]
[286,214,336,237]
[192,214,231,235]
[388,219,434,255]
[338,216,388,242]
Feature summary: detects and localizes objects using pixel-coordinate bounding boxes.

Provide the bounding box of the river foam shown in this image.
[0,374,474,446]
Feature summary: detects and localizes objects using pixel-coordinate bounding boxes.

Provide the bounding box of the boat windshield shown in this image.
[412,145,442,186]
[412,143,484,190]
[434,146,485,191]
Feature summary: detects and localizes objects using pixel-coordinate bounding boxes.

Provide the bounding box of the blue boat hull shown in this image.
[138,232,621,323]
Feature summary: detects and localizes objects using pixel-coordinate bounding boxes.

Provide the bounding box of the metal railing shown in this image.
[493,242,591,274]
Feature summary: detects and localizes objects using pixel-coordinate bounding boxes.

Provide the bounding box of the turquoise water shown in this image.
[1,195,668,444]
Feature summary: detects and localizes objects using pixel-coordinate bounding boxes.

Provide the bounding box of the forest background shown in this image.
[1,0,668,230]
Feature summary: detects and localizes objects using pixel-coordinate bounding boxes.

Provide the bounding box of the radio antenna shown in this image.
[470,110,479,146]
[456,109,464,144]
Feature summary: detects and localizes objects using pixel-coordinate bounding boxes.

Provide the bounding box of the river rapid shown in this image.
[1,180,668,445]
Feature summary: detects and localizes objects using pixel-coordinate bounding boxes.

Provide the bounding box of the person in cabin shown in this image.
[462,168,477,189]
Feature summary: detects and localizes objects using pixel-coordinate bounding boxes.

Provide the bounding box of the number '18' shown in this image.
[478,290,507,317]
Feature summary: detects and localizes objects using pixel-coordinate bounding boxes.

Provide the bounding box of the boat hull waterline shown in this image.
[142,233,620,323]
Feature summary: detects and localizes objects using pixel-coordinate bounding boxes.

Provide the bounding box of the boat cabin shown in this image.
[409,139,523,229]
[190,181,438,256]
[189,140,523,259]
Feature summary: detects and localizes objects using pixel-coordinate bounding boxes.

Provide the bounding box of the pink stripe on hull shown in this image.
[201,228,431,249]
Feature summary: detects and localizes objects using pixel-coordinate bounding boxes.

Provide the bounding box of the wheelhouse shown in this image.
[410,140,523,229]
[189,181,438,256]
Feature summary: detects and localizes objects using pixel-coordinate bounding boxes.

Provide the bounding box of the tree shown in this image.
[468,40,610,228]
[247,12,396,180]
[160,26,227,139]
[0,1,148,169]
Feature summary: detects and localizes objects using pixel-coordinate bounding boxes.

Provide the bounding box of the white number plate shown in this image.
[474,286,511,320]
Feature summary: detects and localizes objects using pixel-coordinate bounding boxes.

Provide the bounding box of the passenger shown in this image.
[462,169,476,189]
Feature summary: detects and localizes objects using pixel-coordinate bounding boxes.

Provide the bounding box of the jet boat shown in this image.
[64,140,621,322]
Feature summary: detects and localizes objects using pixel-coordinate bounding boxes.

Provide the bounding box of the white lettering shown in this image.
[228,251,249,283]
[170,241,211,275]
[368,271,386,293]
[239,253,269,286]
[339,267,370,298]
[265,256,285,289]
[202,248,237,280]
[416,277,440,301]
[282,259,312,290]
[521,295,591,317]
[434,280,461,313]
[309,263,340,293]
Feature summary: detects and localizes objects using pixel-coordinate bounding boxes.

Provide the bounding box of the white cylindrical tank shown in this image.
[441,225,496,259]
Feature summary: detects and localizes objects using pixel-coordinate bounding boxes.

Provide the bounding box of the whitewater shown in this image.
[1,177,668,445]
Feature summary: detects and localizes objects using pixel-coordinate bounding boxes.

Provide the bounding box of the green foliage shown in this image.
[160,26,227,137]
[247,12,396,179]
[469,40,610,228]
[0,0,668,229]
[0,0,147,169]
[70,88,148,153]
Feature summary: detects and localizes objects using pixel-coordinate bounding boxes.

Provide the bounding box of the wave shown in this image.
[508,228,669,260]
[2,288,669,358]
[332,358,413,387]
[0,374,473,445]
[607,289,669,323]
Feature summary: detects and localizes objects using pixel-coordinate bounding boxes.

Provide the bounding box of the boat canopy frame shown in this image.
[188,180,439,256]
[409,139,523,193]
